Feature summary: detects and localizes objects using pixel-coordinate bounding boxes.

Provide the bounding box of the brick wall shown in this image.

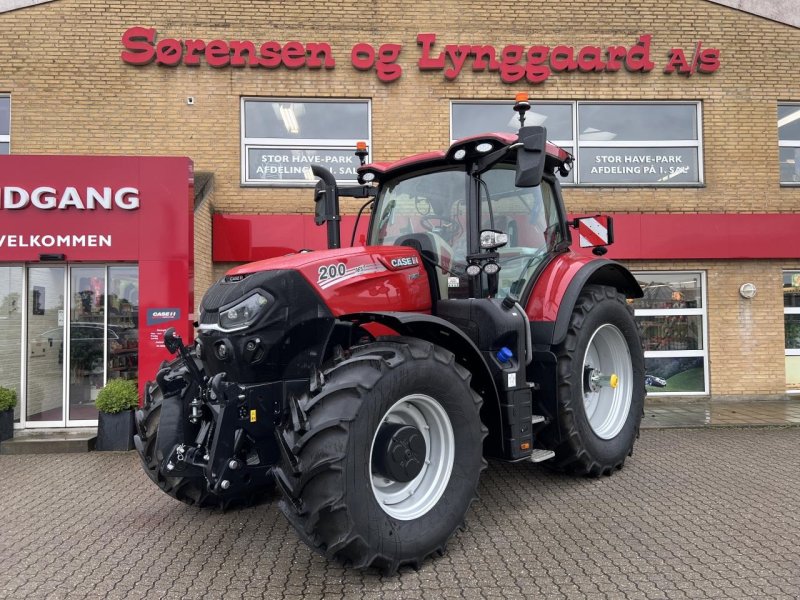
[1,0,797,216]
[1,0,798,398]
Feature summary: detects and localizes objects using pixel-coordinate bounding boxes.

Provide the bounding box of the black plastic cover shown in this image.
[199,270,334,383]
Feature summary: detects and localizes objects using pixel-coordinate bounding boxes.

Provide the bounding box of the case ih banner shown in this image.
[121,28,720,83]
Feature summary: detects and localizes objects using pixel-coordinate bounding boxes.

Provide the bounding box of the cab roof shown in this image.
[358,132,571,182]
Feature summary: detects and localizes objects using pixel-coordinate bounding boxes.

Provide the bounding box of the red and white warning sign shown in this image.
[577,216,612,248]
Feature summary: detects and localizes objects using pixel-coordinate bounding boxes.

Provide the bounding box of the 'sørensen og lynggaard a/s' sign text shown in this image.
[121,28,720,83]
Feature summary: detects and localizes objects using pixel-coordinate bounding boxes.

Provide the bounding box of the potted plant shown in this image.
[0,386,17,442]
[95,378,138,451]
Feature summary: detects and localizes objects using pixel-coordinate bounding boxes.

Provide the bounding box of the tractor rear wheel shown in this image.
[542,285,645,477]
[273,337,486,573]
[135,375,272,508]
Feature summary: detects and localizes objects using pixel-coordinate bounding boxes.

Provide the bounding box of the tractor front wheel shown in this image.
[273,337,486,573]
[542,285,645,477]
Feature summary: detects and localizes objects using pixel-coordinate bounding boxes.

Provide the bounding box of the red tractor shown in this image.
[135,97,645,573]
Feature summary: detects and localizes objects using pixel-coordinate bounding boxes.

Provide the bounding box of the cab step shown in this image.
[531,415,545,424]
[530,449,555,463]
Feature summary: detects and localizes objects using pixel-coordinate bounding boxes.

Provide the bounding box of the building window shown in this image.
[632,271,708,395]
[779,103,800,185]
[241,98,370,186]
[784,271,800,392]
[578,103,702,185]
[451,101,702,186]
[0,95,9,154]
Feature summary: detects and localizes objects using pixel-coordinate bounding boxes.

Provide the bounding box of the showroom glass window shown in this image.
[631,271,708,395]
[778,104,800,185]
[784,271,800,392]
[241,99,370,186]
[451,101,702,186]
[0,95,9,154]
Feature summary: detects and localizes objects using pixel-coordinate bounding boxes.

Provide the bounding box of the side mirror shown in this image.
[163,327,181,355]
[311,165,341,249]
[572,215,614,255]
[479,229,509,250]
[515,126,547,187]
[313,179,328,226]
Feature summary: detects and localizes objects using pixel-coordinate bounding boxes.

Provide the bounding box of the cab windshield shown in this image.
[370,164,562,299]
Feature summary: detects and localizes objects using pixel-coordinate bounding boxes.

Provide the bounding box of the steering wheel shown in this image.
[421,215,461,238]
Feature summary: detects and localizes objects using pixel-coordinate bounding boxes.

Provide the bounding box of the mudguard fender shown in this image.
[526,254,643,347]
[343,311,506,458]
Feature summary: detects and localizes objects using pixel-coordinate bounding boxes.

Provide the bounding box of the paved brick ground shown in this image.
[1,427,799,599]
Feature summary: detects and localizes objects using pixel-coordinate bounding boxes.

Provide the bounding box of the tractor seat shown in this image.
[394,233,454,304]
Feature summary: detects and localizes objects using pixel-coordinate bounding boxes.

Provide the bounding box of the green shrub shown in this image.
[0,386,17,412]
[95,379,138,414]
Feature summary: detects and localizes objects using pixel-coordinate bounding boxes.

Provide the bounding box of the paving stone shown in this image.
[0,427,799,599]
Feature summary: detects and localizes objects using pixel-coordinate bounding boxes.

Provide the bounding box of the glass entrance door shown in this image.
[0,266,23,425]
[68,267,106,423]
[17,264,139,428]
[26,266,66,425]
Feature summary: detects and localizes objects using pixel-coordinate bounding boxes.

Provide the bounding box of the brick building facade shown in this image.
[1,0,799,426]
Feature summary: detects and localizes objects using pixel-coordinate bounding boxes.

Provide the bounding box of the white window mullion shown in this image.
[635,308,704,317]
[577,140,700,148]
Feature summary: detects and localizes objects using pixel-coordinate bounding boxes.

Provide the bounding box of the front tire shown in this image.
[542,285,645,477]
[273,337,486,573]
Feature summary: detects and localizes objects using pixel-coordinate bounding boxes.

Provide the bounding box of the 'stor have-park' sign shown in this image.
[121,28,720,83]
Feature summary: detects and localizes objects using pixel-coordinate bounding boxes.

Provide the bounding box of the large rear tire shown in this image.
[273,337,486,573]
[541,285,645,477]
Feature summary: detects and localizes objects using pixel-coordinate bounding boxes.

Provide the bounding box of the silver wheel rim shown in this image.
[370,394,455,521]
[581,324,633,440]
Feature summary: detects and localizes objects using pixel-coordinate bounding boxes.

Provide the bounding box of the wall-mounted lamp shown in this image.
[739,282,757,299]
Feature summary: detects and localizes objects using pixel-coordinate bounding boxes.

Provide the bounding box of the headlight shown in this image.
[218,292,270,331]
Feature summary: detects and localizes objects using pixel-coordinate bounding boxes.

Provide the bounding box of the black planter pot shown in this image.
[0,409,13,442]
[96,410,136,451]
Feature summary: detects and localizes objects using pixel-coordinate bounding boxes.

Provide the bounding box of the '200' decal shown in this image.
[317,262,347,282]
[316,261,386,289]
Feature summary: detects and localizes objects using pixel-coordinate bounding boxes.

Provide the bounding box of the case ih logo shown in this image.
[390,256,419,268]
[0,186,140,210]
[147,308,181,326]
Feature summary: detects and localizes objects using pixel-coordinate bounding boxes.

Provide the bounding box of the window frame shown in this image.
[632,270,709,396]
[784,269,800,393]
[450,100,704,187]
[778,102,800,187]
[0,94,9,154]
[240,97,372,187]
[576,100,704,187]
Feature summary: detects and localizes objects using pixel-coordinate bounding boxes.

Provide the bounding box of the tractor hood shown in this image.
[197,245,432,383]
[220,245,433,318]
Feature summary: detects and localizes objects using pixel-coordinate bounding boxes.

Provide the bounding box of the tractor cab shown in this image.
[314,93,599,312]
[362,134,570,304]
